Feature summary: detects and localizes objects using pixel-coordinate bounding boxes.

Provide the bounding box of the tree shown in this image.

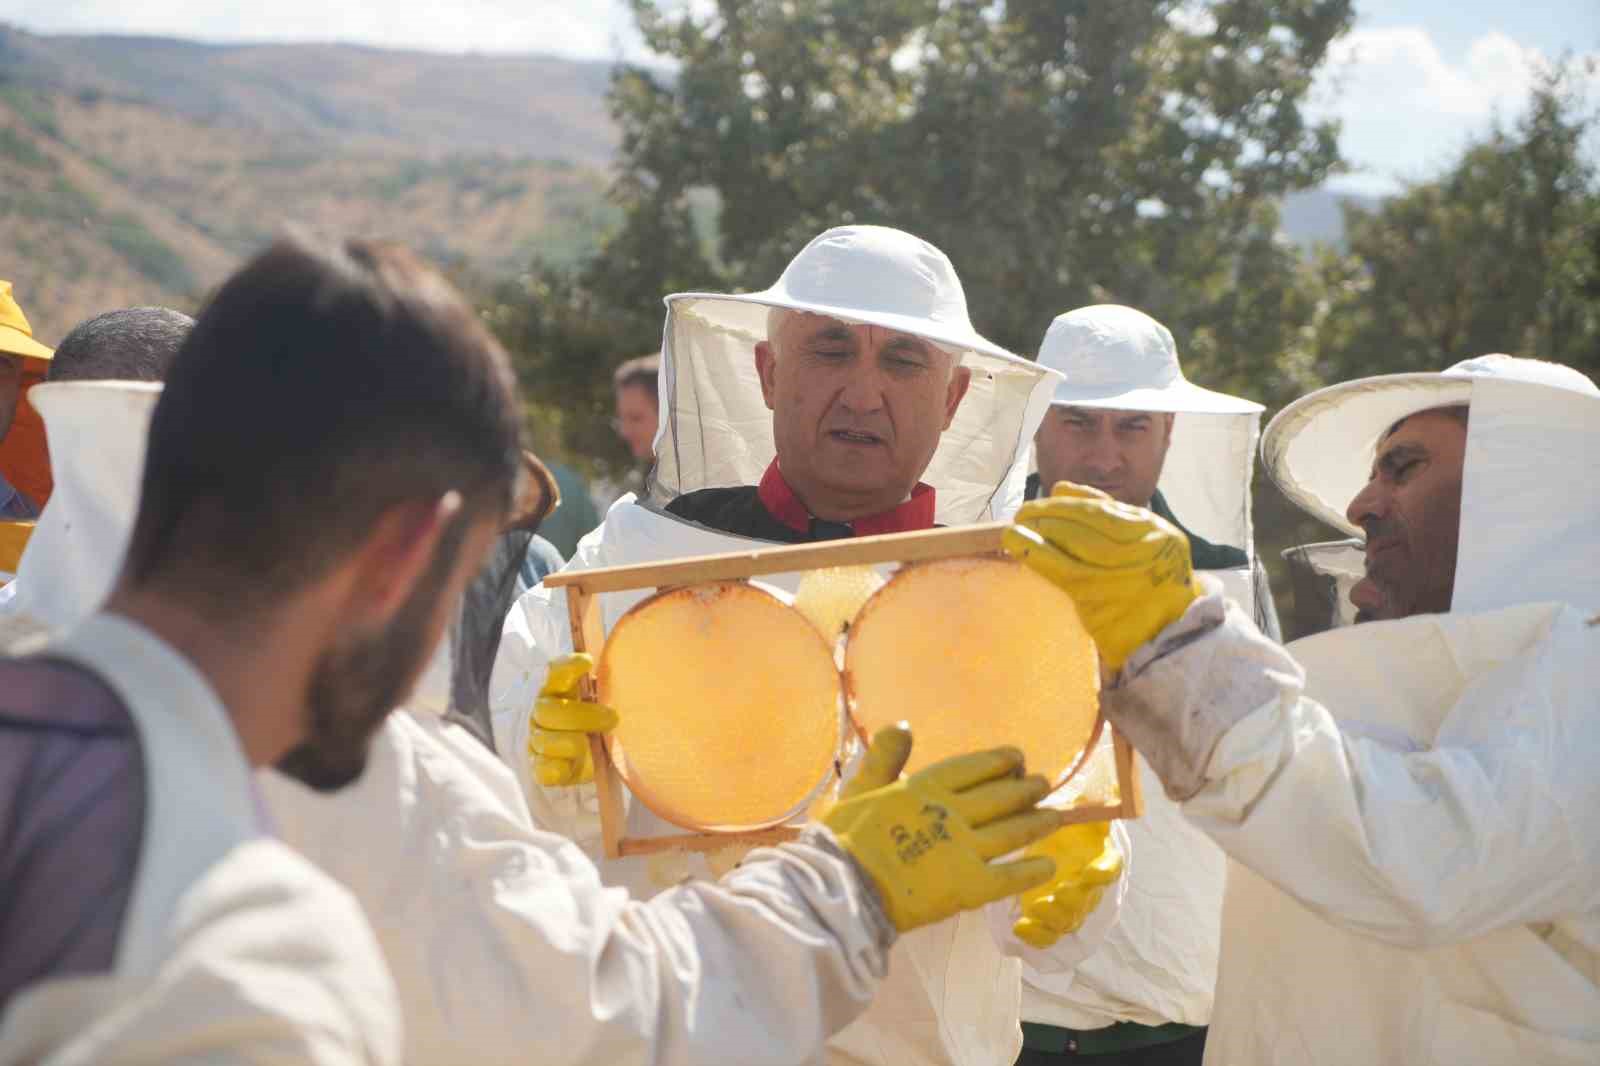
[606,0,1353,358]
[1307,66,1600,384]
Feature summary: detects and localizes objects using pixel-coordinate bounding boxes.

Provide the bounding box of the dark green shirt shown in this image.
[1023,474,1247,571]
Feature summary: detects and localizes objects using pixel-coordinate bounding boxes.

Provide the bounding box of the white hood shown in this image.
[652,226,1062,526]
[4,382,159,636]
[1453,373,1600,614]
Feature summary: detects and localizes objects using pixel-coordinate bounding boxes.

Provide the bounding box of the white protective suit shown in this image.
[490,226,1127,1066]
[1107,361,1600,1064]
[1,385,901,1066]
[1004,304,1272,1038]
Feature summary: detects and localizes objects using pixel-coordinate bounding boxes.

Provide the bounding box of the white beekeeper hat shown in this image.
[1033,304,1264,560]
[1262,353,1599,538]
[652,225,1063,525]
[1037,304,1263,415]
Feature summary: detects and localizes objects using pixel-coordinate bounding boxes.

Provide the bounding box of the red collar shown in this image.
[757,460,936,537]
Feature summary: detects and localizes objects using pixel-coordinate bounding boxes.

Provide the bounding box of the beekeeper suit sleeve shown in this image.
[263,710,895,1066]
[1104,593,1600,949]
[0,839,400,1066]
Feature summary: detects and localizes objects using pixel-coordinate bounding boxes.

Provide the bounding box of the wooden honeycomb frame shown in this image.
[544,522,1143,859]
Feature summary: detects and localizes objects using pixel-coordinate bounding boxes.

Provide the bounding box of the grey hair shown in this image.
[49,307,194,383]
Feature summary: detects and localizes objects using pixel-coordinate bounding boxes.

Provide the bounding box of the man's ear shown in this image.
[942,365,973,429]
[345,491,462,627]
[754,341,779,411]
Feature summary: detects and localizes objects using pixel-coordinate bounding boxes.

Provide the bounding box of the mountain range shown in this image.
[0,24,1373,344]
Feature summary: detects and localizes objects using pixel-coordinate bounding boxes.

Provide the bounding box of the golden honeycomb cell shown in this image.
[598,581,842,831]
[844,556,1100,787]
[793,565,886,645]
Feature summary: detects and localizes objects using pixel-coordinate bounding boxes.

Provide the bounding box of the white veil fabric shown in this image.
[0,382,159,647]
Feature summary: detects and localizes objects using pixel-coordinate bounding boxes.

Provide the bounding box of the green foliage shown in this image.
[1304,67,1600,383]
[491,0,1353,471]
[99,212,196,291]
[0,124,55,170]
[603,0,1351,354]
[0,84,60,137]
[480,266,662,481]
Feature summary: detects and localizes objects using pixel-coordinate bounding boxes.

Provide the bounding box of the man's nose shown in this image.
[1346,479,1388,530]
[836,361,887,415]
[1083,426,1121,472]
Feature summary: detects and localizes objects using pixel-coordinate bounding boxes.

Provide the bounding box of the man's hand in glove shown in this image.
[1004,482,1203,671]
[1011,821,1124,948]
[527,653,618,787]
[822,725,1065,933]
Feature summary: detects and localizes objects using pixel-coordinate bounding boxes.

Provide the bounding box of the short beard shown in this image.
[276,516,468,791]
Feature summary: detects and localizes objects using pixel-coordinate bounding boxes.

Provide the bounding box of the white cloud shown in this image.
[1311,27,1599,193]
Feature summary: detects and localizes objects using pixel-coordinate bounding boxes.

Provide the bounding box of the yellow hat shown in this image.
[0,282,55,363]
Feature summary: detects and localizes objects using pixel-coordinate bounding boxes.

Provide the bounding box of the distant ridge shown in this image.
[0,26,619,163]
[0,25,622,339]
[0,24,1376,342]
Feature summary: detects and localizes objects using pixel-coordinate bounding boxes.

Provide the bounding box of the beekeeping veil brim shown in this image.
[647,226,1062,526]
[1266,355,1600,614]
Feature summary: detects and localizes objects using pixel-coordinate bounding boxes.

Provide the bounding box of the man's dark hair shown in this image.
[48,307,194,383]
[1384,403,1470,440]
[122,234,522,615]
[612,352,660,400]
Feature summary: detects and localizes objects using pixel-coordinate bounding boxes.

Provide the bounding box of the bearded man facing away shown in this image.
[0,234,525,1064]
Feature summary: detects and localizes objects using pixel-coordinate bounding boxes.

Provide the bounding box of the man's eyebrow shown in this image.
[882,335,932,355]
[803,325,856,345]
[1374,442,1426,476]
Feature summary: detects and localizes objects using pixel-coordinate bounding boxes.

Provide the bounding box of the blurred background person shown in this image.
[611,351,660,464]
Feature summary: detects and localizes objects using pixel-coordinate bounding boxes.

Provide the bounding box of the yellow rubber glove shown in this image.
[1005,482,1204,671]
[527,653,618,787]
[1011,821,1124,948]
[822,725,1064,933]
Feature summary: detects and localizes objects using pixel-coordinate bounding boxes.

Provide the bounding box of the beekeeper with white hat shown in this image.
[1004,304,1270,1065]
[4,378,1065,1063]
[1004,352,1600,1063]
[491,224,1131,1066]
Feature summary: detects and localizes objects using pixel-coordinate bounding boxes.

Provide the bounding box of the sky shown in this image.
[3,0,1596,195]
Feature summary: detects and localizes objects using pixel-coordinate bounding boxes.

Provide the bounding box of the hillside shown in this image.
[0,25,621,342]
[1,24,1378,346]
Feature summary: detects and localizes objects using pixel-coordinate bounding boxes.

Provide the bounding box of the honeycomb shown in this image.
[598,581,843,830]
[793,565,886,645]
[844,556,1101,786]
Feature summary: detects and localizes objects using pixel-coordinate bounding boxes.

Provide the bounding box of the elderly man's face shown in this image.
[0,354,21,441]
[1345,408,1468,622]
[1034,406,1174,507]
[755,312,971,521]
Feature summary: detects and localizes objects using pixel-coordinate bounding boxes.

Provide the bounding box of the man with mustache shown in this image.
[492,225,1123,1066]
[0,234,526,1063]
[1007,354,1600,1063]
